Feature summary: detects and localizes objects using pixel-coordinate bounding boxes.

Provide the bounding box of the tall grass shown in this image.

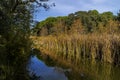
[32,33,120,65]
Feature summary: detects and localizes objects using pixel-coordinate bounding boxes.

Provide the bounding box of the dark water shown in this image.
[27,55,120,80]
[27,56,68,80]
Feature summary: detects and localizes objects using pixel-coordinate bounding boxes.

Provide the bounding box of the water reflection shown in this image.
[27,51,120,80]
[27,56,68,80]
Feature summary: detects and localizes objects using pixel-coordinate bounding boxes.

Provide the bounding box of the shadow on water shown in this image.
[27,49,120,80]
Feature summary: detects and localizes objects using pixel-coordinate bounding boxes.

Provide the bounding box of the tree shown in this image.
[117,10,120,21]
[0,0,50,80]
[70,19,85,34]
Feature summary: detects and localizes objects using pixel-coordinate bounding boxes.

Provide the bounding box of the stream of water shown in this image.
[27,55,68,80]
[27,54,120,80]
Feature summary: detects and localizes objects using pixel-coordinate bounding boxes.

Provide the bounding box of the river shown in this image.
[27,55,68,80]
[27,54,120,80]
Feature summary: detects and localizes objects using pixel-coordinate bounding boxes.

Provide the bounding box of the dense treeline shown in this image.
[33,10,120,36]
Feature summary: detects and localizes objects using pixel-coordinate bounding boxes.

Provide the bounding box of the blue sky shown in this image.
[34,0,120,21]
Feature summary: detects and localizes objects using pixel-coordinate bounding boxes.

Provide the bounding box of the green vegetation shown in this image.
[33,10,120,35]
[0,0,50,80]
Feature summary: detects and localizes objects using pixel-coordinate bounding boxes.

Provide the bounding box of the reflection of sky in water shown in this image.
[27,56,68,80]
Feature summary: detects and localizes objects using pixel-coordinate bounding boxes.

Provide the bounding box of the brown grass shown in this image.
[31,33,120,65]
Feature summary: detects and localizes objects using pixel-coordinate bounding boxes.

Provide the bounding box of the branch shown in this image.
[11,0,52,12]
[11,0,19,12]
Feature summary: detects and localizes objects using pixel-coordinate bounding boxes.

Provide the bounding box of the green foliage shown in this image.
[0,0,31,79]
[34,10,119,36]
[0,0,50,80]
[117,10,120,21]
[88,10,99,15]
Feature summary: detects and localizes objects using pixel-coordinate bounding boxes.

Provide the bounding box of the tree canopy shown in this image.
[33,10,120,36]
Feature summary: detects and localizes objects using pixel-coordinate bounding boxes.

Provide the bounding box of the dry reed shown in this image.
[31,33,120,65]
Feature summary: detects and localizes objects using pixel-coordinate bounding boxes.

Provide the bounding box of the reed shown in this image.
[31,33,120,65]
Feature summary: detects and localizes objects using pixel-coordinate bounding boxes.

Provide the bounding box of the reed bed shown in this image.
[31,34,120,65]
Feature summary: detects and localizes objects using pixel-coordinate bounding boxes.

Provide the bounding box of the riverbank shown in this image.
[31,33,120,80]
[30,48,120,80]
[31,49,95,80]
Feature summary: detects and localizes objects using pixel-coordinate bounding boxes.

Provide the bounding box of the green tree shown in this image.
[0,0,50,80]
